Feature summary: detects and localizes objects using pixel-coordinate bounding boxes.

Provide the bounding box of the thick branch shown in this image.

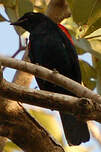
[0,52,64,152]
[0,55,101,104]
[0,62,64,152]
[0,68,100,123]
[0,97,64,152]
[0,78,94,121]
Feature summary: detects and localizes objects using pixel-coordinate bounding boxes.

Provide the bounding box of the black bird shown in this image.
[11,12,90,145]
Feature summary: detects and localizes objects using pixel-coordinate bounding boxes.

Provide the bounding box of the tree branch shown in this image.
[0,60,65,152]
[0,54,101,104]
[0,55,101,123]
[0,96,64,152]
[0,78,93,120]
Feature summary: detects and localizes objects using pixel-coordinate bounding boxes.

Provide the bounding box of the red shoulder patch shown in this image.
[58,24,74,45]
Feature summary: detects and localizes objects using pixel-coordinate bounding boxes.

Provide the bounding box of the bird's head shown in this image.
[11,12,47,32]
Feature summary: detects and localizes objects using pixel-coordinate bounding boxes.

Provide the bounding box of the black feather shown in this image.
[11,12,90,145]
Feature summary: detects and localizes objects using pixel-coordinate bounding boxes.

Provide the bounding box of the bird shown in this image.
[11,12,90,145]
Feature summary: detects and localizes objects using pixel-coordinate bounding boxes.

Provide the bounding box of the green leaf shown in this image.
[73,37,101,59]
[89,39,101,55]
[72,0,94,25]
[85,17,101,36]
[16,0,33,18]
[5,7,17,22]
[79,59,96,90]
[67,0,95,25]
[92,56,101,95]
[2,0,16,21]
[1,0,16,7]
[67,0,101,36]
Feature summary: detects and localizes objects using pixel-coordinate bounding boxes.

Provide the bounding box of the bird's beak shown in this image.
[10,18,27,26]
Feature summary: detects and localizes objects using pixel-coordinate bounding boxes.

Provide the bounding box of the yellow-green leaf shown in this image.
[92,56,101,95]
[29,109,63,144]
[73,37,101,59]
[16,0,33,18]
[1,0,16,8]
[5,7,17,22]
[79,59,96,90]
[67,0,101,36]
[4,141,22,152]
[85,17,101,36]
[89,39,101,56]
[69,0,95,25]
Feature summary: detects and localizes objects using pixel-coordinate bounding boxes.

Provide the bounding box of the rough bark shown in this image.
[0,52,65,152]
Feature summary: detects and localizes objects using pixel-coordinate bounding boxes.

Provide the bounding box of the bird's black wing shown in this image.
[29,23,90,145]
[29,23,80,90]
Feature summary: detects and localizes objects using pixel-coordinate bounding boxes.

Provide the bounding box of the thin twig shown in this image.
[2,36,27,71]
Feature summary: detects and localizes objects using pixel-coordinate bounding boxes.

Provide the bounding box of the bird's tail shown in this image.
[60,112,90,145]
